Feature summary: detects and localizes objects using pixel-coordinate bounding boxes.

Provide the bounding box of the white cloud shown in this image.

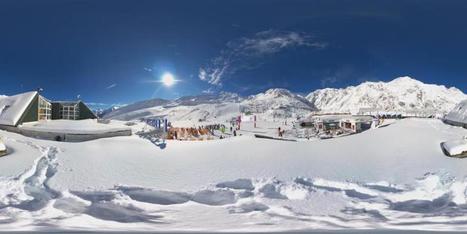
[320,65,354,87]
[201,88,215,94]
[199,30,327,86]
[106,83,117,89]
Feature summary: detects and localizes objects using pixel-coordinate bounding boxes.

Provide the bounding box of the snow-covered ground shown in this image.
[0,118,467,232]
[19,119,131,134]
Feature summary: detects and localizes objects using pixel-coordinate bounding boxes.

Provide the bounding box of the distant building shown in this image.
[298,114,373,137]
[339,118,363,133]
[444,100,467,128]
[0,91,97,127]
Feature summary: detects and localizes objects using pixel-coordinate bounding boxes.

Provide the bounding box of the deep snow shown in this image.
[0,118,466,232]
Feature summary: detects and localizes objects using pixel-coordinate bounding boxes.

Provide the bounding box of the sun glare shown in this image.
[161,73,176,87]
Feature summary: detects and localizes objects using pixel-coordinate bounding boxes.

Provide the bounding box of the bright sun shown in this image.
[161,73,176,87]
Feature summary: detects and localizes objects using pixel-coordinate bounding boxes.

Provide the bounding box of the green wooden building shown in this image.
[0,91,97,127]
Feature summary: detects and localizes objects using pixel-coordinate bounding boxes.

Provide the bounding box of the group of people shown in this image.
[206,124,239,139]
[204,124,225,134]
[167,123,240,140]
[167,127,212,140]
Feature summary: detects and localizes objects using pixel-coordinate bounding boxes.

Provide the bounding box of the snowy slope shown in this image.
[102,98,170,119]
[240,88,316,119]
[445,99,467,125]
[0,119,467,231]
[95,106,123,118]
[104,89,316,122]
[103,92,243,122]
[307,76,466,114]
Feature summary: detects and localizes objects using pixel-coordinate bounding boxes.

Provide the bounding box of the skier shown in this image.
[278,127,282,137]
[233,130,237,137]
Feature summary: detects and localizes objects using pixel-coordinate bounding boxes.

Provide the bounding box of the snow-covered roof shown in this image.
[0,139,5,151]
[0,91,38,126]
[445,99,467,125]
[442,137,467,156]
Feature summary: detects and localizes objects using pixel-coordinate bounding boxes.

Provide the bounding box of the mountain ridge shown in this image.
[306,76,466,113]
[100,76,466,121]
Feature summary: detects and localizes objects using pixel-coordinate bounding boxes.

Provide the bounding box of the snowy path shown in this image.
[0,119,466,231]
[0,139,60,228]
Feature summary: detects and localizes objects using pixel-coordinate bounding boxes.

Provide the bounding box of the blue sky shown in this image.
[0,0,466,108]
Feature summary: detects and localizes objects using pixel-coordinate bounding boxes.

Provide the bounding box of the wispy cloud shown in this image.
[320,77,338,88]
[320,66,354,88]
[199,30,327,86]
[201,88,215,94]
[106,83,117,89]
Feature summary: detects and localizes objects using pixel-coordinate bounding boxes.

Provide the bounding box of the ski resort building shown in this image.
[444,100,467,128]
[0,91,131,141]
[298,114,374,138]
[357,108,442,119]
[0,91,97,126]
[339,118,363,133]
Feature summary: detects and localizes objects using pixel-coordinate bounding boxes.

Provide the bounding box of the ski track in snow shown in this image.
[0,140,467,231]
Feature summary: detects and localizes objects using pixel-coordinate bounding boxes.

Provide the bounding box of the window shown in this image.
[60,104,80,120]
[38,96,51,121]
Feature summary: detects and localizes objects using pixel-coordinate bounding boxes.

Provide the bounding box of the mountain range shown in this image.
[101,76,466,121]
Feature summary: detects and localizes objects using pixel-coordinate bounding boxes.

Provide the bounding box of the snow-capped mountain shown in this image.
[102,92,243,122]
[103,98,170,119]
[102,89,315,122]
[95,106,123,118]
[240,88,316,118]
[306,76,466,114]
[171,92,243,106]
[102,76,466,122]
